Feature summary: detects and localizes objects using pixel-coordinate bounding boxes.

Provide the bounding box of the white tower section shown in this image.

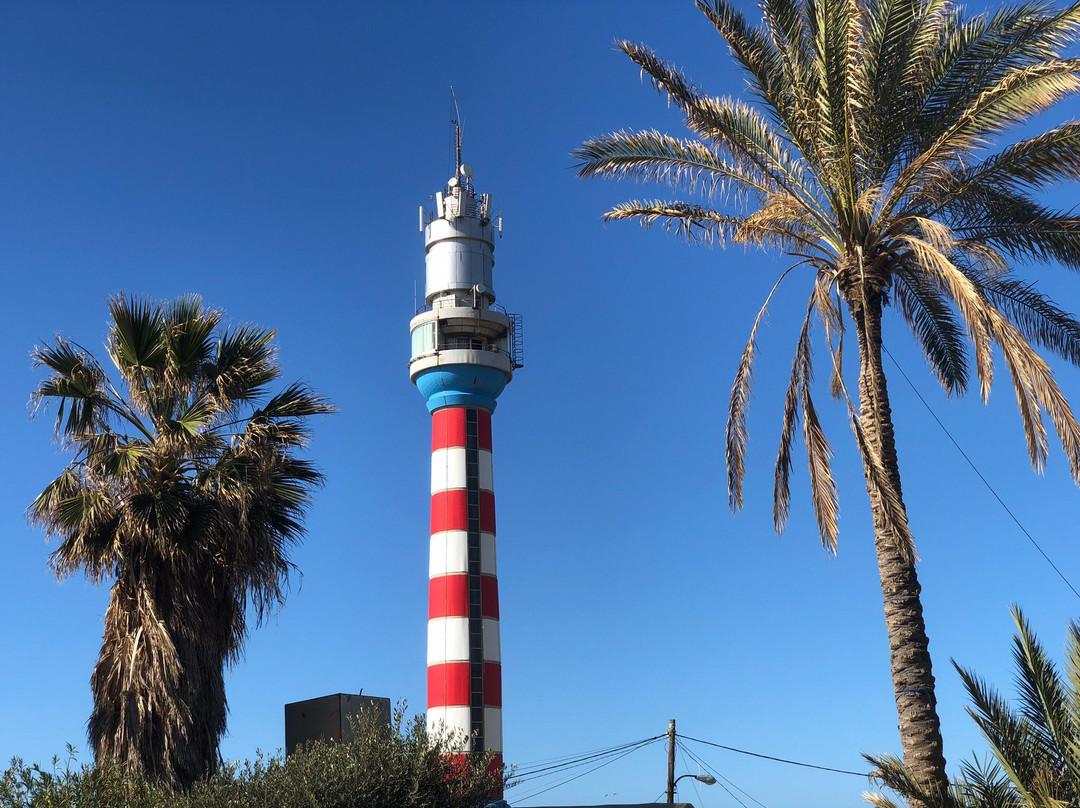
[410,164,520,406]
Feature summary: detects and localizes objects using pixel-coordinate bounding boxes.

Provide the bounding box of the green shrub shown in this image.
[1,711,506,808]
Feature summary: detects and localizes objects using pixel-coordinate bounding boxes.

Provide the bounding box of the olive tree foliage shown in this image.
[0,709,507,808]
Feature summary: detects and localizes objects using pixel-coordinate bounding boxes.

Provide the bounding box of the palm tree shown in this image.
[867,607,1080,808]
[575,0,1080,794]
[29,295,333,789]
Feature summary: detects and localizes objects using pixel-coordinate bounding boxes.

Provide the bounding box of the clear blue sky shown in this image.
[3,3,1080,807]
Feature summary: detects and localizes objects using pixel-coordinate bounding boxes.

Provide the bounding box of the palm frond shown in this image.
[950,191,1080,269]
[979,275,1080,365]
[912,2,1080,148]
[603,200,744,245]
[573,129,772,199]
[774,332,802,533]
[798,321,841,551]
[31,339,116,440]
[891,269,970,396]
[895,234,995,401]
[887,59,1080,220]
[987,307,1080,482]
[106,295,166,379]
[729,269,798,510]
[211,325,280,409]
[695,0,795,130]
[1009,607,1073,774]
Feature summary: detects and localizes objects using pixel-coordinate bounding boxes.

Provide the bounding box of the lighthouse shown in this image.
[410,154,521,777]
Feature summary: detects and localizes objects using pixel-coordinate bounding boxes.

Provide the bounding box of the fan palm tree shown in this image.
[575,0,1080,795]
[867,607,1080,808]
[29,295,333,789]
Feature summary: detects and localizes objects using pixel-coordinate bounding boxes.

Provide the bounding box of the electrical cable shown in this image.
[882,345,1080,601]
[679,739,770,808]
[511,741,659,803]
[677,741,750,808]
[680,734,869,777]
[510,735,664,782]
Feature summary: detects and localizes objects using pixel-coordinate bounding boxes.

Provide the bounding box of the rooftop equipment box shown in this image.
[284,693,392,755]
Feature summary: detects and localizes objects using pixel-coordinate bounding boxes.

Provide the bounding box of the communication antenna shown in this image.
[449,84,463,179]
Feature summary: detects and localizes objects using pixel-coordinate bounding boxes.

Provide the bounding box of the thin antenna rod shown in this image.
[450,84,462,173]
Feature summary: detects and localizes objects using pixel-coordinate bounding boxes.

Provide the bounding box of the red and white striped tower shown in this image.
[409,156,521,784]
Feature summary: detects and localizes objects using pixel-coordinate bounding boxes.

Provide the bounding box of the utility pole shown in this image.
[666,718,676,803]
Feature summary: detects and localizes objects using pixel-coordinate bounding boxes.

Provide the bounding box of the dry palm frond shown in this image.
[729,268,799,510]
[799,320,841,550]
[987,306,1080,483]
[774,330,803,533]
[850,407,917,561]
[604,200,742,245]
[575,129,773,201]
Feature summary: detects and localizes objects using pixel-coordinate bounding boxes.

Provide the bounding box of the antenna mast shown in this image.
[450,84,462,174]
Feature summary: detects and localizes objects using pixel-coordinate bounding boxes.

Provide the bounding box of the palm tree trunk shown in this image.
[848,289,949,799]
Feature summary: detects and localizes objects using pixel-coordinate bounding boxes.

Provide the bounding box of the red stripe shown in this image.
[483,661,502,706]
[429,574,469,619]
[431,490,468,533]
[477,409,492,451]
[431,408,466,451]
[428,662,471,707]
[479,491,496,533]
[481,575,499,619]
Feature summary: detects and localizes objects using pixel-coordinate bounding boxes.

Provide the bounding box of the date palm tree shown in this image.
[575,0,1080,794]
[867,607,1080,808]
[30,295,332,789]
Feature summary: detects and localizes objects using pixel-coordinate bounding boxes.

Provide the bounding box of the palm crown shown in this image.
[578,0,1080,550]
[30,295,332,788]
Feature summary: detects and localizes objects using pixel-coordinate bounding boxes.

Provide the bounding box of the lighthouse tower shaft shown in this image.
[410,162,519,775]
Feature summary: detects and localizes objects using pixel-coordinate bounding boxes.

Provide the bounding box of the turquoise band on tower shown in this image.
[415,365,509,413]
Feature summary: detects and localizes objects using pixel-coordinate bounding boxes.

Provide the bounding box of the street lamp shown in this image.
[671,772,717,801]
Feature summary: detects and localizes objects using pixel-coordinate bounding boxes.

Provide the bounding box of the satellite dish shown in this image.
[460,163,474,179]
[447,177,459,187]
[474,283,487,296]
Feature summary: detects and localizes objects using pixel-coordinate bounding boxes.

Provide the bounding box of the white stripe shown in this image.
[481,532,496,576]
[430,531,496,577]
[428,616,470,664]
[484,707,503,753]
[427,706,473,751]
[429,530,469,577]
[478,449,493,492]
[431,446,466,493]
[483,617,501,663]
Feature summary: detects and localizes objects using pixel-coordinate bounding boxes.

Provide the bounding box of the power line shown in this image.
[507,728,866,805]
[679,740,770,808]
[511,735,664,781]
[882,345,1080,601]
[511,740,661,803]
[680,734,869,777]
